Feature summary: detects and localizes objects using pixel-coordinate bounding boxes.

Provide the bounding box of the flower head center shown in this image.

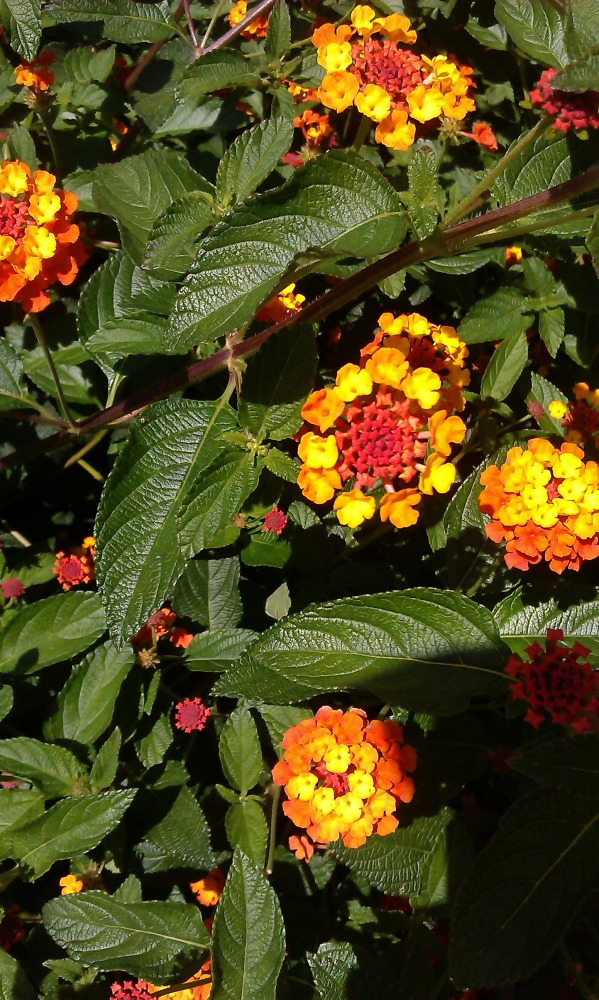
[335,392,427,488]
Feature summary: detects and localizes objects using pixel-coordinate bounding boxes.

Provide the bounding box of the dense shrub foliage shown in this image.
[0,1,598,997]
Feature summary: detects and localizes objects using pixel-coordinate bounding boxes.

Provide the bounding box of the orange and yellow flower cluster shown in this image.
[272,706,417,858]
[312,5,476,149]
[549,383,599,447]
[479,439,599,573]
[0,160,87,312]
[14,51,55,92]
[256,281,306,324]
[298,312,469,528]
[228,0,269,38]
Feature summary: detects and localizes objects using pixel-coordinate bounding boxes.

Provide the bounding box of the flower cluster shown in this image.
[53,536,96,590]
[530,68,599,132]
[263,506,288,534]
[312,5,476,149]
[112,962,212,999]
[228,0,269,37]
[133,606,194,651]
[273,706,417,858]
[0,160,87,312]
[549,383,599,447]
[298,312,469,528]
[256,282,305,324]
[506,628,598,733]
[0,905,26,951]
[59,874,85,894]
[175,697,211,733]
[479,439,599,573]
[14,51,55,92]
[1,577,24,599]
[190,868,226,907]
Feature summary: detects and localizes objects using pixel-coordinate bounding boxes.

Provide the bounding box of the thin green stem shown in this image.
[463,552,505,599]
[197,0,276,57]
[265,783,281,875]
[27,314,76,427]
[199,0,226,49]
[352,114,372,153]
[37,110,62,184]
[441,116,552,229]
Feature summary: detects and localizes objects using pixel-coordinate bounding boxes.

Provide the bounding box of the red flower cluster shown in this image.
[133,606,194,650]
[0,905,27,950]
[530,68,599,132]
[53,536,96,590]
[506,629,598,733]
[263,507,288,534]
[175,697,211,733]
[1,577,24,598]
[110,983,152,1000]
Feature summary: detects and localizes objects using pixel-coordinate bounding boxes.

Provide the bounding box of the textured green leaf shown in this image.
[493,589,599,656]
[264,0,291,59]
[214,590,508,712]
[239,326,317,441]
[138,786,215,872]
[0,950,36,1000]
[0,685,12,721]
[48,642,134,745]
[22,342,98,406]
[510,736,599,798]
[493,131,599,205]
[93,150,206,262]
[46,0,175,43]
[526,372,567,436]
[0,789,45,841]
[0,592,106,676]
[426,248,503,275]
[7,789,135,877]
[136,714,172,769]
[262,448,299,482]
[335,809,452,895]
[406,142,440,238]
[184,629,257,672]
[62,44,115,84]
[225,799,268,866]
[178,451,260,555]
[173,556,242,630]
[2,0,41,59]
[144,192,214,280]
[0,738,86,797]
[219,706,263,794]
[177,51,259,98]
[0,339,29,410]
[480,330,528,400]
[168,151,406,352]
[212,848,285,1000]
[555,54,599,91]
[494,0,568,67]
[449,789,599,987]
[95,399,236,644]
[459,288,533,344]
[90,729,121,792]
[43,892,209,980]
[216,117,294,210]
[308,942,358,1000]
[538,306,564,357]
[86,316,168,357]
[240,534,291,568]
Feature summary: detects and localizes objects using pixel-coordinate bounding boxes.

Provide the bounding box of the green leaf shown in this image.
[95,399,236,644]
[216,117,294,210]
[587,212,599,279]
[214,590,508,712]
[225,799,268,866]
[177,50,259,98]
[0,737,86,797]
[510,736,599,798]
[0,950,36,1000]
[212,848,285,1000]
[493,131,599,205]
[0,592,106,676]
[0,339,29,410]
[93,150,207,263]
[538,306,564,357]
[480,330,528,400]
[0,685,12,721]
[0,789,45,841]
[43,892,209,980]
[493,589,599,656]
[219,706,263,794]
[406,142,440,238]
[262,448,299,482]
[239,326,317,441]
[90,728,121,791]
[334,809,452,895]
[6,789,135,877]
[494,0,568,67]
[168,151,406,352]
[136,714,173,769]
[2,0,41,59]
[308,942,359,1000]
[23,342,98,406]
[47,642,134,745]
[184,629,257,672]
[144,192,214,280]
[426,248,503,275]
[63,44,115,84]
[138,786,215,872]
[46,0,175,43]
[554,54,599,91]
[177,451,261,555]
[449,789,599,987]
[173,556,242,629]
[526,372,567,436]
[264,0,291,60]
[240,533,291,568]
[459,288,533,344]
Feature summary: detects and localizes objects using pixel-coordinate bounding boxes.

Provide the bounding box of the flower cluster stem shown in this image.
[265,782,281,876]
[195,0,276,57]
[28,314,76,428]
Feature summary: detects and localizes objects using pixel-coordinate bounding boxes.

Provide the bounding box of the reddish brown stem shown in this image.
[196,0,276,56]
[123,3,184,93]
